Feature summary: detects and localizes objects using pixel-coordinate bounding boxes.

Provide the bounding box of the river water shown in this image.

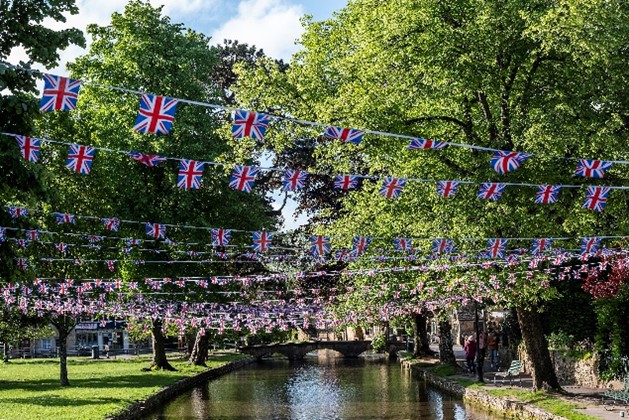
[147,352,499,419]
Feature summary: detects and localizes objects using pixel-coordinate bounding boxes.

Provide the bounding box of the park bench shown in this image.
[493,360,523,386]
[603,377,629,407]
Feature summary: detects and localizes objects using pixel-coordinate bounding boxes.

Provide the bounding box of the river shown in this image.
[147,352,499,419]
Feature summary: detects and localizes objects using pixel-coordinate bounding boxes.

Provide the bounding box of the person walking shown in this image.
[464,335,477,374]
[487,330,499,368]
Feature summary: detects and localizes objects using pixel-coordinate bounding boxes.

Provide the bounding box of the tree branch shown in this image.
[476,91,498,142]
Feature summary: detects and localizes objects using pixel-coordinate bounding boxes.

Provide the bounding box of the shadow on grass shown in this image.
[0,395,124,407]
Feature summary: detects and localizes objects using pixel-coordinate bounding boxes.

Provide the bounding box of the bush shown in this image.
[371,333,386,353]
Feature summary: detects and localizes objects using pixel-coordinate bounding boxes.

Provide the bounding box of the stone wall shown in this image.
[519,346,605,388]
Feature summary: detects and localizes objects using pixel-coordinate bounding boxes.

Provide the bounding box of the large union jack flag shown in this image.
[477,183,506,200]
[432,238,455,254]
[66,144,96,174]
[126,151,167,167]
[582,186,611,212]
[7,206,28,218]
[393,238,412,251]
[487,238,508,258]
[211,228,232,247]
[531,238,552,255]
[282,169,308,191]
[232,109,270,140]
[490,151,531,174]
[102,217,120,232]
[379,177,406,199]
[575,159,612,178]
[54,212,75,224]
[407,138,447,150]
[580,237,601,254]
[40,74,81,112]
[252,231,272,252]
[323,126,364,145]
[14,136,41,162]
[177,159,204,190]
[334,174,360,190]
[436,181,460,198]
[352,236,371,256]
[134,94,178,134]
[229,165,259,192]
[535,185,561,204]
[145,223,166,239]
[310,235,331,256]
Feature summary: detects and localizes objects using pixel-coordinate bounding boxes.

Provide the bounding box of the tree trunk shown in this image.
[185,332,196,358]
[189,329,210,366]
[412,312,433,357]
[438,318,457,366]
[52,316,75,387]
[516,306,561,391]
[149,318,177,371]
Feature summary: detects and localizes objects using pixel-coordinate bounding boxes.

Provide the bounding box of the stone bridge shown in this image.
[238,340,406,361]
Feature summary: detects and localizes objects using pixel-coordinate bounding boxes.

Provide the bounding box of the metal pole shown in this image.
[474,301,484,383]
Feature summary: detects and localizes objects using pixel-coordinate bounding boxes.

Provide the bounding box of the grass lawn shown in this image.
[0,352,245,420]
[485,388,598,420]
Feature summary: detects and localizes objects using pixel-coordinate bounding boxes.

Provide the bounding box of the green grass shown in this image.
[0,352,245,420]
[486,389,598,420]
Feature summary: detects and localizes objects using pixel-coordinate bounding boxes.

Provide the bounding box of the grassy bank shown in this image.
[0,352,245,420]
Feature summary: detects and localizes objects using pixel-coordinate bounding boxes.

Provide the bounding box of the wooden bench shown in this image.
[603,377,629,406]
[494,360,523,386]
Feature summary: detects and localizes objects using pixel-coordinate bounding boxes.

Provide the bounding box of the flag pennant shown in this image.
[7,206,28,218]
[14,136,41,162]
[177,159,204,190]
[490,151,531,174]
[407,138,447,150]
[352,236,371,256]
[379,177,406,199]
[54,212,75,224]
[126,152,167,167]
[580,237,601,255]
[393,238,412,251]
[477,183,506,200]
[102,217,120,232]
[436,181,460,198]
[16,258,28,271]
[0,227,5,244]
[334,174,360,190]
[575,159,612,178]
[145,223,166,239]
[310,235,331,256]
[25,230,40,241]
[232,109,270,140]
[55,243,68,253]
[282,169,308,191]
[229,165,258,192]
[531,238,552,255]
[106,260,115,272]
[432,238,455,254]
[66,144,95,174]
[252,231,272,252]
[487,238,508,258]
[535,185,561,204]
[324,126,364,145]
[134,94,178,134]
[582,186,611,212]
[211,228,232,247]
[39,74,81,112]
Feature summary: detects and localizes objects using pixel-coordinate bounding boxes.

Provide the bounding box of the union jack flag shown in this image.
[25,230,40,241]
[379,177,406,199]
[432,238,455,253]
[323,126,364,145]
[252,231,272,252]
[126,152,167,167]
[54,212,75,224]
[531,238,552,255]
[310,235,331,256]
[107,260,115,272]
[580,237,601,254]
[282,169,307,191]
[477,183,506,200]
[407,138,447,150]
[334,174,360,190]
[102,217,120,232]
[436,181,460,198]
[582,186,611,212]
[177,159,204,190]
[7,206,28,218]
[55,243,68,253]
[0,227,5,244]
[352,236,371,255]
[229,165,258,192]
[487,238,508,258]
[14,136,41,162]
[16,239,28,249]
[393,238,412,251]
[86,235,103,243]
[66,144,95,174]
[575,159,612,178]
[39,74,81,111]
[145,223,166,239]
[490,151,531,174]
[16,258,28,271]
[126,238,142,246]
[535,185,560,204]
[232,109,270,140]
[134,94,178,134]
[211,228,232,247]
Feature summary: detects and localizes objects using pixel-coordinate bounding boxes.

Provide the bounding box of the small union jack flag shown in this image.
[134,94,178,134]
[145,223,166,239]
[407,138,447,150]
[282,169,307,191]
[379,177,406,199]
[229,165,258,192]
[252,231,272,252]
[477,183,506,200]
[575,159,612,178]
[490,151,531,174]
[393,238,412,251]
[352,236,371,255]
[334,174,360,190]
[55,243,68,253]
[66,144,96,174]
[0,227,5,244]
[582,186,611,212]
[211,228,232,247]
[177,159,204,190]
[39,74,81,112]
[580,237,601,254]
[86,235,103,243]
[126,238,142,246]
[535,185,561,204]
[432,238,455,253]
[487,238,508,258]
[232,109,270,140]
[102,217,120,232]
[54,212,75,224]
[15,239,27,249]
[16,258,29,271]
[324,126,364,145]
[436,181,460,198]
[531,238,552,255]
[310,235,331,256]
[14,136,41,162]
[106,260,115,272]
[126,152,167,167]
[7,206,28,218]
[25,230,40,241]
